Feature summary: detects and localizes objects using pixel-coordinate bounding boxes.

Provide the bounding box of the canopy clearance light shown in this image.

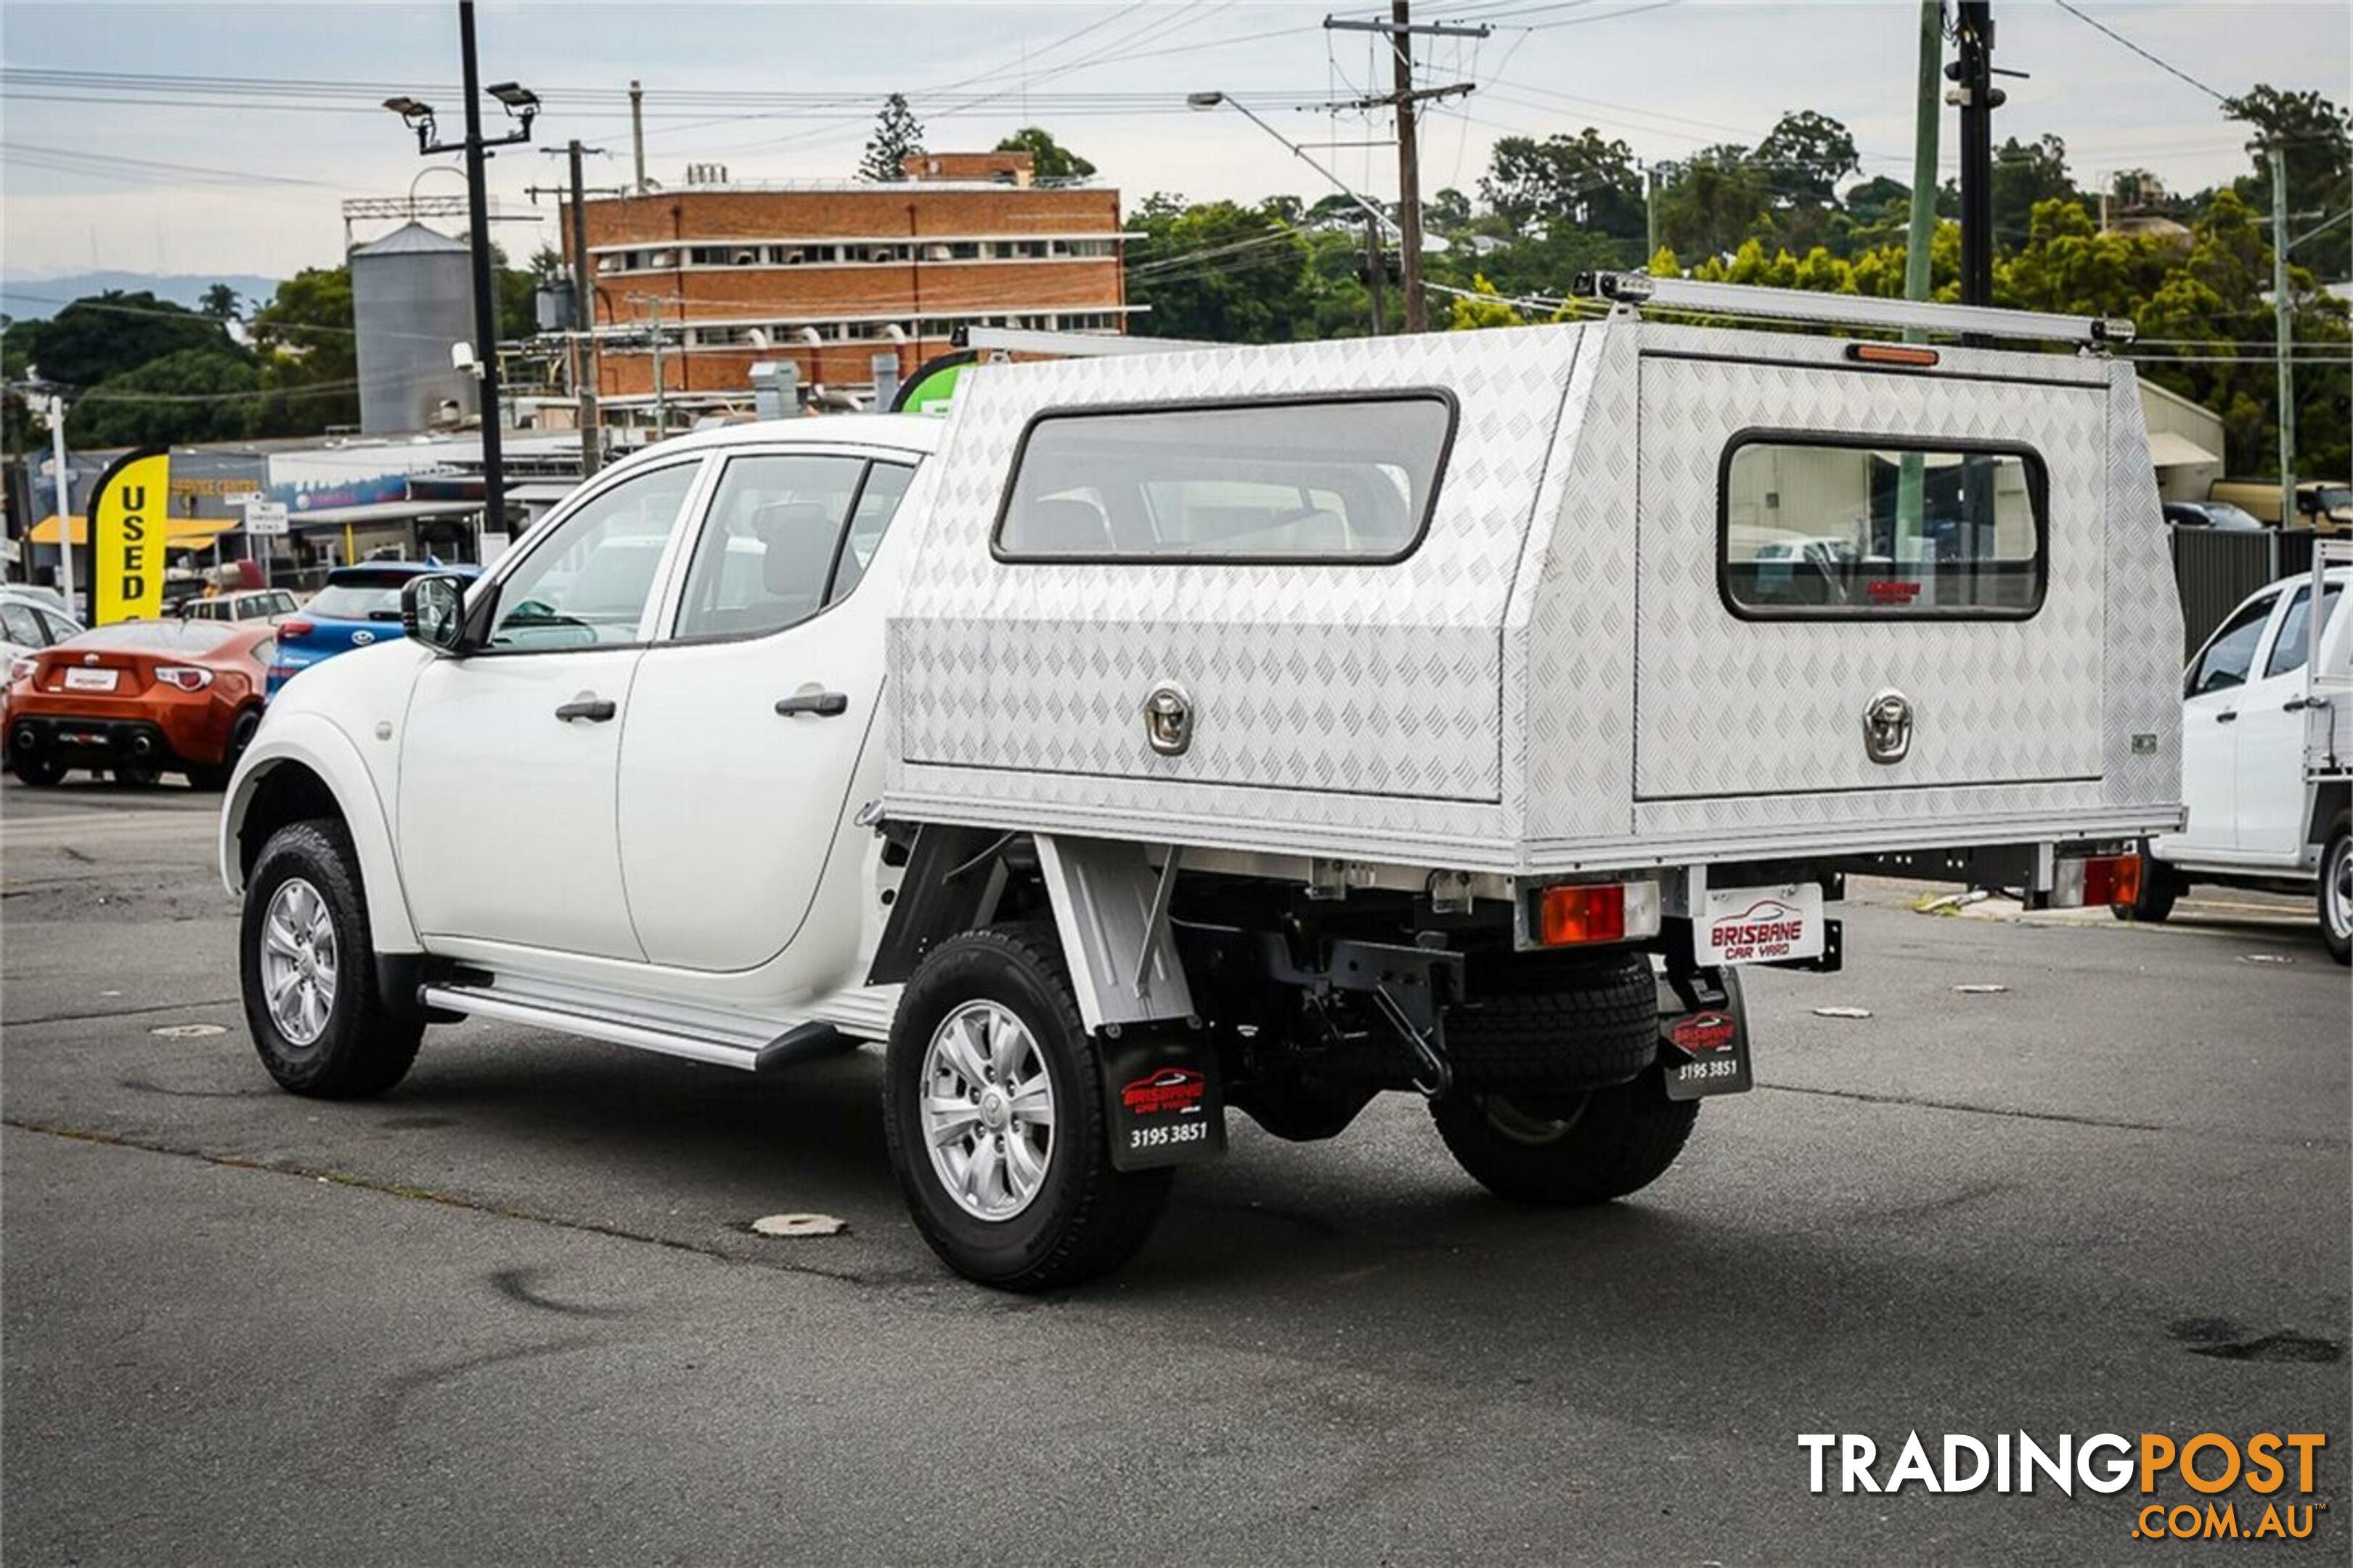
[1849,343,1941,368]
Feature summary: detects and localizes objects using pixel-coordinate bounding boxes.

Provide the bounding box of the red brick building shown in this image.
[565,151,1128,421]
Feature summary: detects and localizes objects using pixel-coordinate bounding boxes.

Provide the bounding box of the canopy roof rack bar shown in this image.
[957,327,1219,359]
[1573,271,2135,348]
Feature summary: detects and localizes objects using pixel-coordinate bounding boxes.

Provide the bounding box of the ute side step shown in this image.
[418,983,847,1074]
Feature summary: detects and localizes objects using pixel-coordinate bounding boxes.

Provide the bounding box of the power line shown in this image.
[2050,0,2230,105]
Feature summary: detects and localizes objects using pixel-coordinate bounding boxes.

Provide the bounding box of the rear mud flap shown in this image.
[1655,966,1753,1101]
[1099,1029,1228,1172]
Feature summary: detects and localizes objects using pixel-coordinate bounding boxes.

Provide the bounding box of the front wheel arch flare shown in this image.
[220,711,420,954]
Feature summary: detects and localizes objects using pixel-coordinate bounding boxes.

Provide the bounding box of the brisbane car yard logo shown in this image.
[1669,1011,1737,1053]
[1801,1432,2330,1543]
[1710,899,1808,961]
[1120,1068,1207,1116]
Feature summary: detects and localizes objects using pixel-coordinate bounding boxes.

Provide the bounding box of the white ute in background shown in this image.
[2134,542,2353,961]
[220,277,2190,1291]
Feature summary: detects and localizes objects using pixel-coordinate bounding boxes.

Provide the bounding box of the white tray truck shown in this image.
[221,276,2183,1290]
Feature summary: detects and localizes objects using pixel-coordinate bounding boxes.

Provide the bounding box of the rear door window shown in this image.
[995,393,1454,563]
[671,454,868,640]
[828,462,915,605]
[1721,436,2046,617]
[2262,584,2344,680]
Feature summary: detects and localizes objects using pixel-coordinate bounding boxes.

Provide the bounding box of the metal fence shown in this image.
[2170,527,2321,658]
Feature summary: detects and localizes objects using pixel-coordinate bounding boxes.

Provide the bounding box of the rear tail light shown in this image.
[7,656,35,685]
[1533,879,1662,947]
[2052,852,2142,909]
[280,619,314,639]
[155,666,215,692]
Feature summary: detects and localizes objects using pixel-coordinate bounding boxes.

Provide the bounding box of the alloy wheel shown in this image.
[258,875,338,1047]
[919,1000,1056,1221]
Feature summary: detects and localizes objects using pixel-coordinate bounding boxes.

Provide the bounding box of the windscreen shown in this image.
[995,393,1454,563]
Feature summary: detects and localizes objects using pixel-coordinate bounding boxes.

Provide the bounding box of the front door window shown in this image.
[489,461,703,650]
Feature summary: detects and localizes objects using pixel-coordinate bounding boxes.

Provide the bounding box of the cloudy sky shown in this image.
[2,0,2345,287]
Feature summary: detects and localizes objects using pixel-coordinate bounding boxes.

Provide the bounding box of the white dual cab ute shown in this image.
[221,275,2184,1290]
[2139,540,2352,960]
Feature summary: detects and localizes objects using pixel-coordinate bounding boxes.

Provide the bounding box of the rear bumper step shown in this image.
[417,983,844,1073]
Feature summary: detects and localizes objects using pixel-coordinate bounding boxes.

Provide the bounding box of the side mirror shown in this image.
[401,573,472,654]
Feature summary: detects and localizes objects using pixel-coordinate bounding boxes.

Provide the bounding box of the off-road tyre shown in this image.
[884,924,1173,1291]
[1443,948,1659,1093]
[240,817,423,1098]
[2112,844,2179,923]
[189,707,261,791]
[2320,820,2351,966]
[1432,1069,1699,1206]
[9,753,65,786]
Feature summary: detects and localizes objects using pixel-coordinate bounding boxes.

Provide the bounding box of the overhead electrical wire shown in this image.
[2050,0,2230,105]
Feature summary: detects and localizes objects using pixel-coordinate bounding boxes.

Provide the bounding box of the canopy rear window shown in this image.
[995,392,1455,563]
[1720,434,2047,618]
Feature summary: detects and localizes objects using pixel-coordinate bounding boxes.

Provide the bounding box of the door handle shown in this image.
[2214,709,2238,724]
[554,695,617,723]
[775,690,849,718]
[2284,695,2327,713]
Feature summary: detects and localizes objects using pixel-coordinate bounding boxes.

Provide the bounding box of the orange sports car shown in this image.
[5,619,275,790]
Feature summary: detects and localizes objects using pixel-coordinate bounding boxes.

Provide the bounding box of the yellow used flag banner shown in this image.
[86,446,171,625]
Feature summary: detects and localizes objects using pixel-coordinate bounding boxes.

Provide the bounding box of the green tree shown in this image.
[859,93,926,182]
[1122,197,1316,343]
[1480,128,1644,246]
[994,126,1095,181]
[250,267,359,433]
[1445,274,1528,331]
[1654,144,1771,264]
[1425,187,1472,234]
[199,283,242,321]
[1755,110,1859,208]
[67,348,260,447]
[2224,86,2352,281]
[20,291,236,388]
[1989,134,2084,248]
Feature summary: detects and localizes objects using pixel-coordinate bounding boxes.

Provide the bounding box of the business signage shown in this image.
[85,446,171,624]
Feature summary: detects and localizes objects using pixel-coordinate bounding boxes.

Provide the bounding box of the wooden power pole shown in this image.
[1325,2,1482,332]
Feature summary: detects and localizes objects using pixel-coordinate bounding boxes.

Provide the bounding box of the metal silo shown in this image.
[350,222,478,435]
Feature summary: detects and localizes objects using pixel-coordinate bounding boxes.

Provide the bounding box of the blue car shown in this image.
[268,562,478,698]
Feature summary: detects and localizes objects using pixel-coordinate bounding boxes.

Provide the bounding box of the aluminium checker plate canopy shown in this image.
[882,315,2182,875]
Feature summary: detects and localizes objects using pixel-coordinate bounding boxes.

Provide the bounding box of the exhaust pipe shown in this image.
[12,724,36,753]
[130,732,157,758]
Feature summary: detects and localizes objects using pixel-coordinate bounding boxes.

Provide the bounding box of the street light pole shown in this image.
[383,1,537,555]
[47,394,72,613]
[1187,93,1398,240]
[454,1,507,544]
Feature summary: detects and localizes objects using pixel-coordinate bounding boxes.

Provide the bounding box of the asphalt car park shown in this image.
[3,772,2346,1564]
